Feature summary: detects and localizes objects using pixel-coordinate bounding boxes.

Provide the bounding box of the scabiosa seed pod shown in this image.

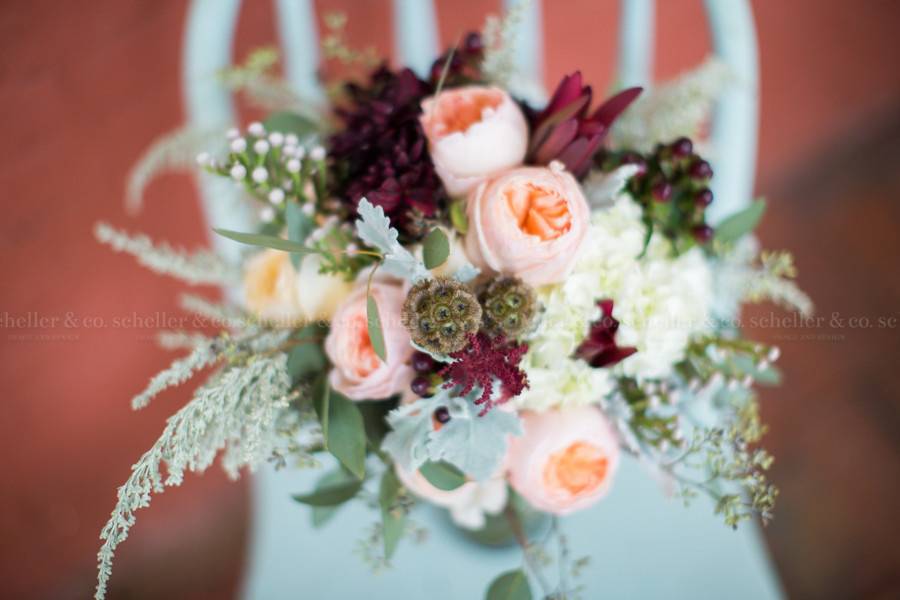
[479,276,537,339]
[402,277,482,355]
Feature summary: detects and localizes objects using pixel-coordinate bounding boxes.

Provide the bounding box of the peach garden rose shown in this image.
[464,163,590,287]
[419,86,528,196]
[506,406,620,515]
[325,281,414,400]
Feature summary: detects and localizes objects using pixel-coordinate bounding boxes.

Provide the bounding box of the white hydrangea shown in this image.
[517,195,714,411]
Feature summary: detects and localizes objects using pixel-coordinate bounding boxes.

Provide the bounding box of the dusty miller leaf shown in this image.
[355,198,430,281]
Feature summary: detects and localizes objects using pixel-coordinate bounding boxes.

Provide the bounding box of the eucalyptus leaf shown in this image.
[379,468,406,559]
[286,325,326,383]
[449,200,468,234]
[310,468,355,527]
[263,111,319,139]
[419,460,466,491]
[714,199,766,244]
[214,228,318,255]
[286,202,315,269]
[292,478,362,506]
[422,228,450,269]
[485,569,533,600]
[366,294,387,362]
[314,379,366,479]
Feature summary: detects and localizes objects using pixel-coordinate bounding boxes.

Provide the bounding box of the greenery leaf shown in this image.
[449,200,468,234]
[314,378,367,479]
[485,569,533,600]
[263,111,319,139]
[714,199,766,244]
[419,460,466,491]
[292,478,363,506]
[213,228,318,255]
[366,294,387,362]
[309,469,354,527]
[286,202,315,269]
[286,325,326,383]
[422,227,450,269]
[379,468,406,560]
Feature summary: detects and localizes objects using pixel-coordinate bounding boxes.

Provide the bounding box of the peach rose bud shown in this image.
[507,407,620,515]
[325,281,414,400]
[465,163,590,286]
[420,86,528,196]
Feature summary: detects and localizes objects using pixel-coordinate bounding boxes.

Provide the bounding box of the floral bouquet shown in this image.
[94,11,812,600]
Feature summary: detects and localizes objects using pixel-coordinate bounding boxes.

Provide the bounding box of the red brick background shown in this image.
[1,1,898,598]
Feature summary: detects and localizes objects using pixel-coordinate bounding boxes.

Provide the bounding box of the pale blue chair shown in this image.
[182,1,780,597]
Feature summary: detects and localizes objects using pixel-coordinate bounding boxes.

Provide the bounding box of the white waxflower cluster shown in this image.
[517,195,714,411]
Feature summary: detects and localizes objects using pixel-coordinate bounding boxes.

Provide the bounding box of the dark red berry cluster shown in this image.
[602,137,715,252]
[410,351,441,398]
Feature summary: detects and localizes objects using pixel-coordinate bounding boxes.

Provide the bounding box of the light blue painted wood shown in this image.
[617,0,655,88]
[242,455,783,599]
[183,0,256,264]
[703,0,760,221]
[504,0,545,101]
[392,0,439,77]
[274,0,324,102]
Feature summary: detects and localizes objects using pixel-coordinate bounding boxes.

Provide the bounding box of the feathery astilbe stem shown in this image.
[95,354,292,600]
[610,58,731,153]
[95,223,240,286]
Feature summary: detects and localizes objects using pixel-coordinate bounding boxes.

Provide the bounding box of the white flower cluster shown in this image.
[517,195,714,411]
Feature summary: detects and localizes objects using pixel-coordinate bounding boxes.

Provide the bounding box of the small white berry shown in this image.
[259,206,275,222]
[229,164,247,180]
[767,346,781,362]
[268,188,285,204]
[286,158,301,173]
[268,132,284,147]
[252,167,268,183]
[226,127,240,140]
[301,203,315,216]
[285,133,299,146]
[230,137,247,153]
[294,146,306,160]
[253,139,270,154]
[647,395,661,410]
[248,121,265,136]
[742,375,754,388]
[346,243,359,254]
[310,146,326,161]
[195,152,211,166]
[757,359,770,371]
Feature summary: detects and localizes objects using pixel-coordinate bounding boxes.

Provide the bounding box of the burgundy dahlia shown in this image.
[528,72,642,178]
[440,333,529,415]
[575,300,637,368]
[329,65,445,238]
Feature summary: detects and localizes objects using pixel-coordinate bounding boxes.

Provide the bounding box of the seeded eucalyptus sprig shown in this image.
[196,120,327,226]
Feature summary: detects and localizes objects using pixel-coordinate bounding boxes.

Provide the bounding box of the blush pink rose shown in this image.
[325,281,414,400]
[506,406,620,515]
[465,163,590,286]
[420,86,528,196]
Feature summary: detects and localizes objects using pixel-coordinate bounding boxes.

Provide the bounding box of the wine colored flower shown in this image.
[329,65,445,239]
[507,407,620,515]
[528,72,641,178]
[440,333,529,415]
[574,299,637,368]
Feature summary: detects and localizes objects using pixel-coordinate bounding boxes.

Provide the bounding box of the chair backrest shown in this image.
[183,0,758,259]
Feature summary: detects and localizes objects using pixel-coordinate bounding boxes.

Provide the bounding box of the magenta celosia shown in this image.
[440,333,529,415]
